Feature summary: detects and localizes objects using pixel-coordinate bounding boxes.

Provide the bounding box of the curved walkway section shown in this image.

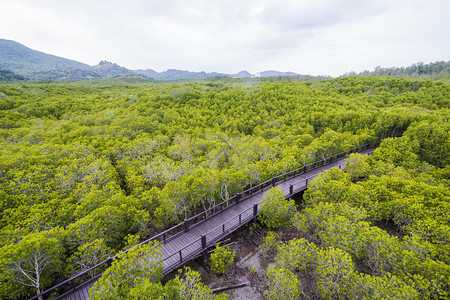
[33,145,376,300]
[161,147,375,276]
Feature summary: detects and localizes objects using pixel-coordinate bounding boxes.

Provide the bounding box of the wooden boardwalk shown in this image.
[160,148,374,275]
[48,148,375,300]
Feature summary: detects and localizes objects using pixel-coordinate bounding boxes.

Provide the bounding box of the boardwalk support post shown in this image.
[253,204,258,223]
[184,219,190,232]
[106,257,113,267]
[272,178,276,187]
[201,235,208,261]
[289,184,293,195]
[236,193,241,204]
[305,178,308,186]
[202,235,206,249]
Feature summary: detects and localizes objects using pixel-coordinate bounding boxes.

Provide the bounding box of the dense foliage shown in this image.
[0,76,448,298]
[266,121,449,299]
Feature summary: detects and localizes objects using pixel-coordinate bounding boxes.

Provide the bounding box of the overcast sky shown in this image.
[1,0,449,76]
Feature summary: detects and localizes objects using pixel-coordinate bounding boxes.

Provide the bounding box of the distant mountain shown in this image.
[0,40,144,80]
[91,60,140,77]
[135,69,160,78]
[0,39,301,81]
[26,61,148,80]
[135,68,228,80]
[134,69,298,80]
[232,70,253,78]
[258,70,298,77]
[0,39,89,75]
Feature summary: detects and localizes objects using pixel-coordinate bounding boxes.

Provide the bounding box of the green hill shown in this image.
[27,61,148,80]
[0,39,89,75]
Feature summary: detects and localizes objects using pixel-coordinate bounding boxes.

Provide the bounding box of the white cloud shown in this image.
[0,0,448,75]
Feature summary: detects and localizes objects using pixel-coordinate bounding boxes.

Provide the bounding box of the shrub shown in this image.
[276,238,318,272]
[210,243,235,275]
[259,187,295,229]
[293,201,367,235]
[129,267,229,299]
[266,266,301,300]
[343,271,419,300]
[262,231,279,253]
[344,153,371,181]
[315,247,354,299]
[89,241,163,299]
[165,267,228,300]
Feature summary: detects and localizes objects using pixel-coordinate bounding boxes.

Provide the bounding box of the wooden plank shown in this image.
[163,242,177,255]
[78,290,84,300]
[75,290,82,300]
[177,234,193,246]
[174,240,193,251]
[82,285,90,299]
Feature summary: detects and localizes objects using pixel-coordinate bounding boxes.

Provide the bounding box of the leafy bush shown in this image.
[259,187,295,229]
[262,231,279,254]
[66,238,113,277]
[343,272,419,300]
[343,153,371,181]
[293,201,367,234]
[89,241,163,299]
[266,266,301,300]
[315,247,354,299]
[129,267,228,299]
[276,238,318,272]
[210,243,235,275]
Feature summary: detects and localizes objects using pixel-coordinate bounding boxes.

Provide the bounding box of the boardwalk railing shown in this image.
[162,201,261,275]
[30,141,379,300]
